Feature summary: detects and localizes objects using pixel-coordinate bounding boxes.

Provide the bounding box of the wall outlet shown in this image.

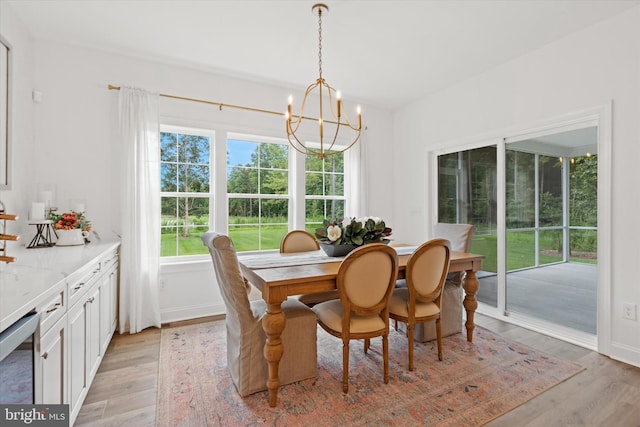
[622,303,637,321]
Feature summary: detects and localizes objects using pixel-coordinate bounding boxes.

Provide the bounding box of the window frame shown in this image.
[159,123,353,263]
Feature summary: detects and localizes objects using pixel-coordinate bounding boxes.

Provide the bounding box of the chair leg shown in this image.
[407,321,415,371]
[383,334,389,384]
[436,318,443,361]
[342,341,350,393]
[364,338,370,353]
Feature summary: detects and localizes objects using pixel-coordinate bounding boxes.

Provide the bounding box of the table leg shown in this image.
[262,302,285,407]
[463,270,479,342]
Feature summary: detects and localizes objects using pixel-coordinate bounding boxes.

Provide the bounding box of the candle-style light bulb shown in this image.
[357,105,362,128]
[336,91,342,117]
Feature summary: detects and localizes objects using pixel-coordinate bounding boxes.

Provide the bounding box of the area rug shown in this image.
[156,320,583,427]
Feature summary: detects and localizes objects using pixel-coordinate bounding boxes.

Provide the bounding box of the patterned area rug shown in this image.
[156,320,583,426]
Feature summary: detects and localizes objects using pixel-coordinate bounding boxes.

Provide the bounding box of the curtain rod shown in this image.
[107,84,341,125]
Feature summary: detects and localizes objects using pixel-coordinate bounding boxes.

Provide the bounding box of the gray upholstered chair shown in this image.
[397,223,476,342]
[313,243,398,393]
[281,230,340,307]
[389,239,451,370]
[202,231,318,397]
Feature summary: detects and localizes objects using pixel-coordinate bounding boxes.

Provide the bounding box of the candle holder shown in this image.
[27,216,58,249]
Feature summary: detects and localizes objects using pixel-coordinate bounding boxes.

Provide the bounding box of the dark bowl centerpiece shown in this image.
[315,217,392,257]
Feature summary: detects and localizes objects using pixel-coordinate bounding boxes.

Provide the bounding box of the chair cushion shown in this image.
[389,288,440,319]
[313,299,386,334]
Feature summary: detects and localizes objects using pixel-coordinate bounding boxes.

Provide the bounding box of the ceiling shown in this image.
[5,0,639,109]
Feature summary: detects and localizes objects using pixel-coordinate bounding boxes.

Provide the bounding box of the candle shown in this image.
[71,202,85,213]
[39,191,52,209]
[30,202,46,220]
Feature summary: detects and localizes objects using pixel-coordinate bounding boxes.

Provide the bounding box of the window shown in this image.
[159,124,352,258]
[305,151,345,235]
[160,126,213,257]
[227,136,289,252]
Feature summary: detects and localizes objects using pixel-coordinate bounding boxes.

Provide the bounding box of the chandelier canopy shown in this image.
[286,3,362,159]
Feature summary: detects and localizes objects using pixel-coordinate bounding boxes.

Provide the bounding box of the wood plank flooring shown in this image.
[75,313,640,426]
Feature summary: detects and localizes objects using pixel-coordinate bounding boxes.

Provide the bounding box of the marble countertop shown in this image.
[0,239,120,332]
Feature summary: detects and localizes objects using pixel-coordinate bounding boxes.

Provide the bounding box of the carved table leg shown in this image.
[262,302,285,407]
[463,270,479,342]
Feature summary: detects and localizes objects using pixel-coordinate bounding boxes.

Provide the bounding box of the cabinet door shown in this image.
[37,315,67,404]
[87,285,101,381]
[100,272,112,353]
[68,300,87,413]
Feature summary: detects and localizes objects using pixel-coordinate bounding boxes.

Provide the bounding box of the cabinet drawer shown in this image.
[68,263,101,307]
[100,251,119,271]
[38,285,66,335]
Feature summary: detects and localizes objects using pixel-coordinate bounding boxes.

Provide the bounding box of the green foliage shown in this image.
[315,217,392,246]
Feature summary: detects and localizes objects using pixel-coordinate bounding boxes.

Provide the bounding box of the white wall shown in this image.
[393,6,640,366]
[3,0,394,324]
[0,2,35,236]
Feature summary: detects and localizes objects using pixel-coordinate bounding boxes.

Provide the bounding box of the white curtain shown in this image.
[117,87,161,334]
[347,129,369,217]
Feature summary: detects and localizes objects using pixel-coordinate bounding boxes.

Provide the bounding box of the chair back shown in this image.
[407,238,451,305]
[337,244,398,318]
[202,231,255,329]
[433,223,475,285]
[280,230,320,253]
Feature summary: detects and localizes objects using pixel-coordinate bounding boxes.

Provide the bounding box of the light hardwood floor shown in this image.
[75,314,640,427]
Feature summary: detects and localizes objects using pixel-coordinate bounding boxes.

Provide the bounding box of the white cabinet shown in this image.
[66,248,119,425]
[67,298,87,413]
[36,314,67,404]
[27,244,120,426]
[99,254,118,354]
[34,284,67,405]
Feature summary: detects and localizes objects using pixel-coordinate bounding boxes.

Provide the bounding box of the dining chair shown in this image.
[313,243,398,393]
[280,229,320,253]
[396,223,476,342]
[280,230,340,308]
[389,238,451,370]
[202,231,318,397]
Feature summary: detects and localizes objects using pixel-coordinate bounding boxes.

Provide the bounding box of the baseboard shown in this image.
[160,303,226,324]
[610,341,640,368]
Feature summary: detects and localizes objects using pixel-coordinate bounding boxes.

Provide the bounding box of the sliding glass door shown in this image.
[436,125,598,340]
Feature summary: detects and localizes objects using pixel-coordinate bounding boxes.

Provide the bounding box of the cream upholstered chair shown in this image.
[280,230,340,307]
[313,243,398,393]
[399,223,476,342]
[202,231,317,397]
[280,229,320,253]
[389,238,451,370]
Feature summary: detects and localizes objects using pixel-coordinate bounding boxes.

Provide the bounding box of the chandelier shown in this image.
[286,3,362,159]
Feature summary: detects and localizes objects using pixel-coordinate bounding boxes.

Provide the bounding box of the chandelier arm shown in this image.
[287,127,320,157]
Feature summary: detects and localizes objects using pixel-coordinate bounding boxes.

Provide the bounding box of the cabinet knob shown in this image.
[42,352,48,359]
[88,297,95,303]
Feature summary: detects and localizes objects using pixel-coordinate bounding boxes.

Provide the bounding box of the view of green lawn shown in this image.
[161,220,596,273]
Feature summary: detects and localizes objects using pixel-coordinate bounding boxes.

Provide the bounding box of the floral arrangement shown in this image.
[50,211,91,231]
[315,217,392,246]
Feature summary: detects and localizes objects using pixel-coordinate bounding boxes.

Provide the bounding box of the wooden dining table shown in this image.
[238,245,484,407]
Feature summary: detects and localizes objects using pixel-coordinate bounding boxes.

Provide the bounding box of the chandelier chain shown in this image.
[318,8,323,79]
